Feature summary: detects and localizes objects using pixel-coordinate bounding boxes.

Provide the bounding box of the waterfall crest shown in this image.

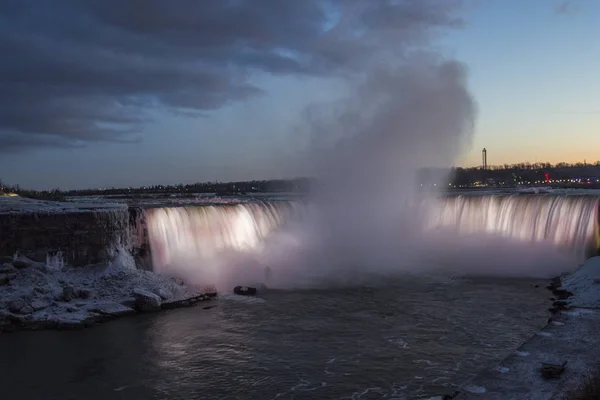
[145,201,304,274]
[427,195,599,258]
[142,195,600,285]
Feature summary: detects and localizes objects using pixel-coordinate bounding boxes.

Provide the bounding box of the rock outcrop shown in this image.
[132,288,162,311]
[0,255,218,333]
[234,286,257,296]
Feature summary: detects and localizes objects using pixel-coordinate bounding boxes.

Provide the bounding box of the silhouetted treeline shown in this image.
[4,160,600,201]
[0,178,313,200]
[449,161,600,187]
[1,179,66,201]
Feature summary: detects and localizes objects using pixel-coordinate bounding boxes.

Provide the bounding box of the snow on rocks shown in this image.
[0,263,16,274]
[0,255,216,333]
[11,255,41,270]
[132,288,162,311]
[0,271,17,285]
[0,195,126,215]
[86,302,135,318]
[561,256,600,308]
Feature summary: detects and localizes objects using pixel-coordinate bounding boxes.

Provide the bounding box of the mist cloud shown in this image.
[0,0,464,153]
[132,1,481,287]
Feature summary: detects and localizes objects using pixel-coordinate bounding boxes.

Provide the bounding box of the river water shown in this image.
[0,275,550,399]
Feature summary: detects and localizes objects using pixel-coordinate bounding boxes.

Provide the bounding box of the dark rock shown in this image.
[546,276,562,291]
[88,303,135,318]
[132,288,162,311]
[6,313,29,327]
[120,297,136,308]
[0,256,14,264]
[552,289,573,300]
[8,298,27,314]
[553,300,568,310]
[541,361,567,379]
[427,392,460,400]
[30,300,51,311]
[12,256,36,269]
[66,307,78,313]
[34,286,49,295]
[442,392,460,400]
[203,305,217,310]
[0,272,17,284]
[62,286,77,301]
[162,294,212,310]
[34,264,50,274]
[91,249,109,264]
[20,306,34,315]
[234,286,257,296]
[77,288,94,299]
[174,278,186,286]
[0,263,15,274]
[50,314,96,330]
[0,310,9,326]
[156,288,172,300]
[26,250,49,263]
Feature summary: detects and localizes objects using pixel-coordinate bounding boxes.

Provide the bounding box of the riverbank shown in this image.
[0,254,216,333]
[452,256,600,400]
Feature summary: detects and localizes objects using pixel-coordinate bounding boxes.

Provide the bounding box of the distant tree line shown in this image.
[468,160,600,171]
[0,178,313,200]
[4,160,600,200]
[448,160,600,187]
[1,178,66,201]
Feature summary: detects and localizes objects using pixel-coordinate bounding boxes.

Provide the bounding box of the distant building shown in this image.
[482,148,488,170]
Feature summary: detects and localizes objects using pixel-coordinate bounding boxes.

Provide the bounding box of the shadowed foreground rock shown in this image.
[234,286,257,296]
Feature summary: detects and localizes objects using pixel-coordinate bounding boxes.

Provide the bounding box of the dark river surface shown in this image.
[0,275,550,400]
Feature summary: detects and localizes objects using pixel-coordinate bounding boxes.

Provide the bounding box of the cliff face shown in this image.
[0,210,130,266]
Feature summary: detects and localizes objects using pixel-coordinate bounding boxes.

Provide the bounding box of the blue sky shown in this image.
[445,0,600,167]
[1,0,598,190]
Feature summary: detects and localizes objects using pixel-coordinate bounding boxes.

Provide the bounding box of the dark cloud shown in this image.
[0,0,463,153]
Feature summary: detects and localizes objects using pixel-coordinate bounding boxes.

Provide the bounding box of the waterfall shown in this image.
[427,194,600,258]
[141,195,599,284]
[145,201,305,274]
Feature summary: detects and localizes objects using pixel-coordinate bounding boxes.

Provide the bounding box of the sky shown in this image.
[0,0,598,190]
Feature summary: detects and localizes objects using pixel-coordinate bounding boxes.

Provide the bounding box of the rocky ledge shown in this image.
[0,255,216,333]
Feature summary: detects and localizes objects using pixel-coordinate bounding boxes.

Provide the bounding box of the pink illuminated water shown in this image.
[143,194,599,289]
